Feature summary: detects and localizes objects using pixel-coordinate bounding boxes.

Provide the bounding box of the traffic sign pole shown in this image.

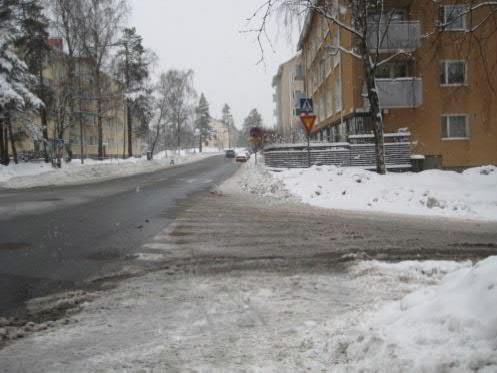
[299,114,317,168]
[306,132,311,168]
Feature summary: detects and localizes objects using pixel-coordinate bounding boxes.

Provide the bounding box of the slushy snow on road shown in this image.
[1,256,495,371]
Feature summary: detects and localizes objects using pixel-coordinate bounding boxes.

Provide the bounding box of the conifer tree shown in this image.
[16,0,51,162]
[115,27,150,157]
[0,0,42,165]
[222,103,233,149]
[194,93,210,153]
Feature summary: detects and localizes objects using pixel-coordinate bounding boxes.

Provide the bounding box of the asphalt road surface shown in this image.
[1,177,497,370]
[0,155,238,315]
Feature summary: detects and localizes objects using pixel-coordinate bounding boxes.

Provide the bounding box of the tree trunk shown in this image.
[6,115,18,164]
[40,106,49,163]
[360,45,386,175]
[123,113,126,159]
[38,67,50,163]
[150,122,160,158]
[163,122,168,158]
[0,117,6,165]
[3,119,9,166]
[199,133,202,153]
[96,70,103,160]
[127,98,133,157]
[177,119,181,154]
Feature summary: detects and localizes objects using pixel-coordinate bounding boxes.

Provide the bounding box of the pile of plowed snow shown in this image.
[263,164,497,221]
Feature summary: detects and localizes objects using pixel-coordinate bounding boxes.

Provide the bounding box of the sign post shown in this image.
[299,113,317,168]
[249,127,264,165]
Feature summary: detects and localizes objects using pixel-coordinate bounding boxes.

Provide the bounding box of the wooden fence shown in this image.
[263,132,412,170]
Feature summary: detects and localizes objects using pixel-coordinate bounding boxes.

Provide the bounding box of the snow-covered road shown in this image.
[3,257,490,372]
[1,163,496,371]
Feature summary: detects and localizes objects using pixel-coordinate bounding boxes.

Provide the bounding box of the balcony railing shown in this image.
[376,78,423,108]
[367,21,421,52]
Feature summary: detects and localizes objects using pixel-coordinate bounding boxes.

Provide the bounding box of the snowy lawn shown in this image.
[241,159,497,221]
[0,149,221,189]
[1,257,495,371]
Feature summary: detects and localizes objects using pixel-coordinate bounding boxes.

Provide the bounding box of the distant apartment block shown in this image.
[15,39,144,159]
[209,119,232,150]
[296,0,497,168]
[272,54,305,142]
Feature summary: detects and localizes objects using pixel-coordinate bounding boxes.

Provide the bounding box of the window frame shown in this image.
[335,78,342,113]
[440,60,467,86]
[441,5,468,31]
[441,114,470,140]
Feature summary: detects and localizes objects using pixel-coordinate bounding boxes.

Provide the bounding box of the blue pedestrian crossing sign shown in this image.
[299,97,313,114]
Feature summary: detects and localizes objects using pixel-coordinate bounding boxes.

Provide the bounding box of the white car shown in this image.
[235,151,250,162]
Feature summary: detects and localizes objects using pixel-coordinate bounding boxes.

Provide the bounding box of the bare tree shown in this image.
[149,72,172,157]
[51,0,86,164]
[160,69,196,153]
[78,0,128,159]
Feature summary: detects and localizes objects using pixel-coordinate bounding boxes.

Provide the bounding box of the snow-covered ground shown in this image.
[1,256,495,371]
[0,149,221,189]
[238,159,497,221]
[327,257,497,372]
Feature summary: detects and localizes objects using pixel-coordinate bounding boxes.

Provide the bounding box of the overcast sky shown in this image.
[129,0,298,129]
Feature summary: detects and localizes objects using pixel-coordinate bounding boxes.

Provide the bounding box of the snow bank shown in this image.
[259,164,497,221]
[0,151,220,189]
[220,156,293,200]
[332,256,497,372]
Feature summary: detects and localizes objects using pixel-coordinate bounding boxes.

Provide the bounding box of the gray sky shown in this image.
[129,0,298,129]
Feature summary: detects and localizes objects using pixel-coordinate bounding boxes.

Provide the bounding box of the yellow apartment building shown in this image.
[14,41,144,159]
[298,0,497,168]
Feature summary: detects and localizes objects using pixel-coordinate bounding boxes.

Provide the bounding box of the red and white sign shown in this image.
[299,113,317,134]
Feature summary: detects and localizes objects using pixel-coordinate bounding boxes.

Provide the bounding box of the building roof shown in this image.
[272,53,302,87]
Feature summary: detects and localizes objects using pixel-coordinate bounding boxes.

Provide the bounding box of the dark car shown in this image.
[225,149,236,158]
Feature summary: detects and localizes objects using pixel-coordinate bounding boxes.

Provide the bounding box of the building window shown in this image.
[335,79,342,112]
[440,60,466,85]
[333,33,340,68]
[320,59,326,82]
[441,115,469,139]
[321,95,327,121]
[440,5,468,31]
[376,62,408,79]
[368,8,407,23]
[328,86,334,116]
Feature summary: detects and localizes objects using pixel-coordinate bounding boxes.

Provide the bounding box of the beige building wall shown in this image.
[272,54,305,142]
[209,119,231,150]
[13,50,144,159]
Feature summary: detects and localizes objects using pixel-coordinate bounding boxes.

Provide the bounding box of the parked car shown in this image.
[225,149,236,158]
[235,151,250,163]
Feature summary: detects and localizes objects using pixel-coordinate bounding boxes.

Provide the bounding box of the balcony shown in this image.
[367,21,421,52]
[376,78,423,108]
